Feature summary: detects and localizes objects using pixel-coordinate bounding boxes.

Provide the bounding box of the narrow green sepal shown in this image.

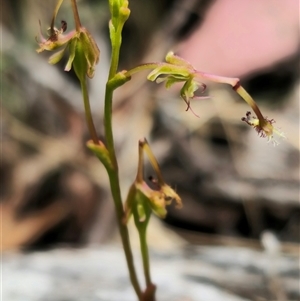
[72,34,88,81]
[123,184,136,225]
[137,203,146,222]
[163,76,186,88]
[147,64,191,82]
[133,190,151,230]
[124,183,151,229]
[48,46,67,64]
[180,76,199,100]
[165,51,194,69]
[80,29,100,78]
[65,38,77,72]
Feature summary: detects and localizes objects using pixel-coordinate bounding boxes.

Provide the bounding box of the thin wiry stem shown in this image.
[70,0,81,32]
[104,86,143,300]
[51,0,65,31]
[125,63,161,77]
[139,229,152,287]
[234,85,265,121]
[80,78,99,145]
[104,12,143,300]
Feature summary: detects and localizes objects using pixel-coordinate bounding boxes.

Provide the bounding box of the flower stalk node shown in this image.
[108,70,131,90]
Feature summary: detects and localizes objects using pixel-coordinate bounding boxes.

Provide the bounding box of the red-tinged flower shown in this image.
[36,20,100,80]
[147,52,209,117]
[36,20,75,53]
[241,111,285,145]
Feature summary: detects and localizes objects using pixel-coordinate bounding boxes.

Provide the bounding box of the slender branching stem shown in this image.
[104,19,143,301]
[80,79,99,145]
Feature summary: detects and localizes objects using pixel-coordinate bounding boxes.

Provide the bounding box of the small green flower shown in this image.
[124,178,182,224]
[180,76,208,117]
[137,179,181,219]
[147,52,208,116]
[124,139,182,224]
[65,28,100,79]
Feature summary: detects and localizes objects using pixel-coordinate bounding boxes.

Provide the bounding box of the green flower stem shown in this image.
[104,15,142,299]
[70,0,81,32]
[109,170,143,300]
[125,64,161,78]
[80,78,99,145]
[234,85,265,121]
[138,227,152,287]
[104,84,142,300]
[136,140,154,297]
[103,88,116,158]
[137,217,156,301]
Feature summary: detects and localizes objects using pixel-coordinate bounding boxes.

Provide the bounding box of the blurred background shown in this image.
[2,0,300,300]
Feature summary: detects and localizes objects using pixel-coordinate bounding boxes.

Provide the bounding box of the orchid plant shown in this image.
[36,0,285,300]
